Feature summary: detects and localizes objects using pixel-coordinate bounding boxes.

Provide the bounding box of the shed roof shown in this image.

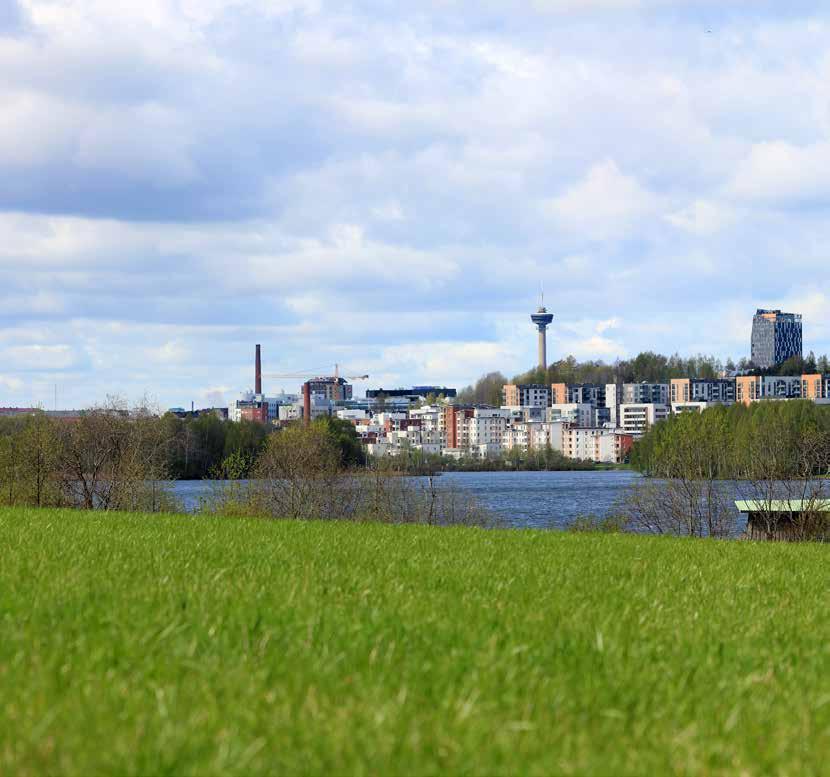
[735,500,830,513]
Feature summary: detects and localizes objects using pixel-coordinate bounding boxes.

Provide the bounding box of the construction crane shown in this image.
[263,365,370,423]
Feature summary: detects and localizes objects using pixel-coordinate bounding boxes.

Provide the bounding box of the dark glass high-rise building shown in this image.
[751,309,802,369]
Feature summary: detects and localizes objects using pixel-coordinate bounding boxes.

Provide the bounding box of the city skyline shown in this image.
[3,1,830,409]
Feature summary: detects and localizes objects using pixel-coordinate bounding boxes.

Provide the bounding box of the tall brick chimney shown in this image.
[255,344,262,395]
[303,382,311,425]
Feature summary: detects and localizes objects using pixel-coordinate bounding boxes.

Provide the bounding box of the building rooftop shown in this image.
[735,500,830,513]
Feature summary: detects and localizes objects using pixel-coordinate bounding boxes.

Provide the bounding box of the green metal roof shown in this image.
[735,500,830,513]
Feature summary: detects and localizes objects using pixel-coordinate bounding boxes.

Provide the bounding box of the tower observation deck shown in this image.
[531,306,554,371]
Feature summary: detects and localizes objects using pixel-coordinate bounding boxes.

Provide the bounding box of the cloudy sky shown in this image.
[2,0,829,408]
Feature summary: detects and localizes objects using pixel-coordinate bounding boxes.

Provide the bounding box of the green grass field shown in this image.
[2,507,829,776]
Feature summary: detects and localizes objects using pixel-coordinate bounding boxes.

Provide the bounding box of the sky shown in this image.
[2,0,830,409]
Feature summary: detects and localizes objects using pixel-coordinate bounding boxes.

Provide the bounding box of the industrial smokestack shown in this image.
[303,382,311,426]
[255,344,262,395]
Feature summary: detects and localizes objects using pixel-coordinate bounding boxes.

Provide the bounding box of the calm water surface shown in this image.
[172,470,644,531]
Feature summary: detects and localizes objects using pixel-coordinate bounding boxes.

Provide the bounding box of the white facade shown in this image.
[619,403,669,438]
[547,403,593,428]
[671,402,711,415]
[466,408,510,451]
[336,409,370,422]
[563,428,629,464]
[409,405,446,447]
[502,421,565,453]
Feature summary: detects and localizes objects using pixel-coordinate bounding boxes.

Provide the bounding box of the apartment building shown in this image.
[442,406,475,450]
[552,383,609,425]
[502,384,551,407]
[229,390,299,423]
[801,374,830,400]
[621,383,670,405]
[409,405,446,446]
[551,383,607,407]
[670,378,735,404]
[603,383,667,426]
[735,375,802,405]
[619,403,670,438]
[466,408,511,452]
[509,405,547,423]
[671,402,712,415]
[547,403,593,428]
[563,427,634,464]
[504,421,566,453]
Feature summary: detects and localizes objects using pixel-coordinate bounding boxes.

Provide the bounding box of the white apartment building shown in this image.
[336,409,370,422]
[547,403,593,428]
[619,403,669,438]
[466,408,511,451]
[563,428,630,464]
[531,421,566,451]
[503,421,566,453]
[409,405,446,447]
[503,405,547,423]
[605,384,669,426]
[671,402,711,415]
[504,422,529,452]
[386,428,423,450]
[365,441,393,458]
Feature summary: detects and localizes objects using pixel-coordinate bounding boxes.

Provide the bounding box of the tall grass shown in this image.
[2,507,829,775]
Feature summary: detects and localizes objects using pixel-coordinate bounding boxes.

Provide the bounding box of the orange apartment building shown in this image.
[736,375,805,405]
[802,374,830,400]
[442,406,475,449]
[551,383,568,405]
[670,378,691,404]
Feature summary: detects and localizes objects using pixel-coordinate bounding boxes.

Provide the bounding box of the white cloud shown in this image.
[2,2,830,408]
[595,318,621,335]
[568,334,624,359]
[0,375,25,393]
[2,345,78,371]
[543,160,662,239]
[73,105,199,187]
[377,341,523,387]
[143,340,190,365]
[730,141,830,204]
[666,199,737,235]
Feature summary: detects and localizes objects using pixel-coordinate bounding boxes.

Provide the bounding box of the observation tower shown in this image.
[531,302,554,371]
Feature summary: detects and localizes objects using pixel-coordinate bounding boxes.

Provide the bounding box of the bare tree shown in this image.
[54,399,174,511]
[253,423,359,520]
[626,414,735,538]
[736,423,830,541]
[18,412,60,507]
[0,433,19,506]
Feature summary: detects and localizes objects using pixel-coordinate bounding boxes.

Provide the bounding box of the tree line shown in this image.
[0,404,368,512]
[0,403,493,526]
[630,401,830,479]
[620,401,830,540]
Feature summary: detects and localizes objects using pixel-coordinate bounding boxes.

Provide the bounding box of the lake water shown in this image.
[172,470,647,530]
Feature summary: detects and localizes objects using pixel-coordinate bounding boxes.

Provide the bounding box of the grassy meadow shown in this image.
[1,507,829,775]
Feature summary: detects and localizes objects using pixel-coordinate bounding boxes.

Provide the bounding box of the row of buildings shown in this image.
[342,405,635,464]
[224,366,830,464]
